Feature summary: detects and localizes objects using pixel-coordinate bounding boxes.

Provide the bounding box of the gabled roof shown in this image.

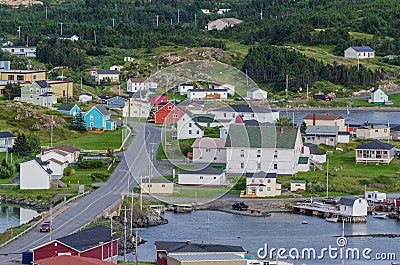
[355,140,395,150]
[96,70,119,74]
[179,165,222,175]
[391,125,400,132]
[245,171,276,179]
[155,241,246,253]
[225,125,298,149]
[191,137,226,149]
[305,126,339,135]
[57,103,77,111]
[59,34,76,38]
[57,225,119,252]
[35,80,50,88]
[339,196,361,206]
[129,77,147,83]
[350,46,375,52]
[212,105,276,113]
[304,143,324,155]
[0,131,15,138]
[303,114,344,121]
[34,157,52,174]
[92,105,110,116]
[46,145,80,153]
[371,87,383,93]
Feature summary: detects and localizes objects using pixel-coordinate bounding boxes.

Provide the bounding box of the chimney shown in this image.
[313,113,316,126]
[186,240,191,245]
[280,126,284,134]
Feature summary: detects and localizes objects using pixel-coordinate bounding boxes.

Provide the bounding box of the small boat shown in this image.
[325,216,339,223]
[301,220,309,224]
[372,212,387,219]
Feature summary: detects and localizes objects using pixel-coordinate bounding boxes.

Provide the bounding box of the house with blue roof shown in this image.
[57,103,81,116]
[84,105,116,131]
[344,46,375,59]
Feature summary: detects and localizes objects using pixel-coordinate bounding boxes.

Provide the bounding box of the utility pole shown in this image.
[156,15,159,27]
[93,30,96,44]
[50,206,52,241]
[130,186,133,236]
[306,84,309,100]
[140,176,143,211]
[135,228,139,265]
[17,26,21,45]
[286,74,289,98]
[112,18,115,27]
[194,13,197,25]
[260,10,263,20]
[177,8,180,23]
[110,214,113,260]
[170,18,173,25]
[45,6,48,19]
[326,159,329,199]
[123,205,127,263]
[59,22,63,35]
[50,115,53,147]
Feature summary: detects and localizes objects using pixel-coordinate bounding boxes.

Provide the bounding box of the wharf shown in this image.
[293,204,367,223]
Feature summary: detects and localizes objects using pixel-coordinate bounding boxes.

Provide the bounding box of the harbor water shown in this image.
[0,205,40,233]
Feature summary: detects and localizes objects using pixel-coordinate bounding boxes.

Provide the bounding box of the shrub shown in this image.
[78,160,104,169]
[90,173,109,182]
[64,167,76,176]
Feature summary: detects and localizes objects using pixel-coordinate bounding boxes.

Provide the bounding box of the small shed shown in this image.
[339,196,368,217]
[290,180,306,192]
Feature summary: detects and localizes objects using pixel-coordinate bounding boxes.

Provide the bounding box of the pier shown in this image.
[293,204,367,223]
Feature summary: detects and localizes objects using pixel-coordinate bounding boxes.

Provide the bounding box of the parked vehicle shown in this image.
[39,221,51,232]
[232,202,248,211]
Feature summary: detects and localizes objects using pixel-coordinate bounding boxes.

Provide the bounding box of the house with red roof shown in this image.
[155,102,186,124]
[303,113,346,131]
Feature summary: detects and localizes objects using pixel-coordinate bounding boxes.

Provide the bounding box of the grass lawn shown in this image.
[173,186,231,199]
[53,130,122,150]
[280,139,400,195]
[63,167,111,185]
[352,93,400,107]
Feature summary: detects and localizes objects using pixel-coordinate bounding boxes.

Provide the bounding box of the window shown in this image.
[33,75,37,80]
[197,131,200,134]
[273,164,278,170]
[188,130,192,134]
[375,130,378,133]
[200,176,204,179]
[240,162,244,169]
[267,179,271,183]
[214,177,217,179]
[7,75,14,80]
[257,150,261,158]
[259,179,263,183]
[232,113,235,118]
[17,75,24,81]
[223,113,227,118]
[259,187,263,192]
[205,148,211,152]
[274,151,278,158]
[267,187,271,191]
[173,114,178,118]
[257,162,261,169]
[162,184,165,188]
[90,115,94,121]
[240,150,245,157]
[384,129,387,133]
[89,122,94,127]
[251,113,255,118]
[188,123,192,127]
[168,106,172,110]
[36,89,40,93]
[251,179,255,183]
[214,157,217,160]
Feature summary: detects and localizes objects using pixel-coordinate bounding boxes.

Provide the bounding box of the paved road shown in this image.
[0,122,162,263]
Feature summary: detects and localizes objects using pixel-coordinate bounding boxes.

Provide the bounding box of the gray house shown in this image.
[305,126,339,146]
[0,132,15,152]
[106,96,128,109]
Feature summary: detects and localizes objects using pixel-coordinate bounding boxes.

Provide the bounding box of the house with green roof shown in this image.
[224,125,304,175]
[57,103,80,116]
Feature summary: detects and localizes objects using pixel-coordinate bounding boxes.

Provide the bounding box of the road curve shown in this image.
[0,122,163,263]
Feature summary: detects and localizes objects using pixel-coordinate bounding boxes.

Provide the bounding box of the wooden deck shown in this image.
[293,204,367,223]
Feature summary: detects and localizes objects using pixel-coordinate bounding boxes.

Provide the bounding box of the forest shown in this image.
[1,0,400,91]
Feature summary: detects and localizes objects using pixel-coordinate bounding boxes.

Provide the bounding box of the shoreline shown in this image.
[273,106,400,112]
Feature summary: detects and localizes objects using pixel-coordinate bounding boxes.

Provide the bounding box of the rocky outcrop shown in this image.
[0,197,50,211]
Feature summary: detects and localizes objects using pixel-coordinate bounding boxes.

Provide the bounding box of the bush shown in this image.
[64,167,77,176]
[90,173,109,182]
[78,160,104,169]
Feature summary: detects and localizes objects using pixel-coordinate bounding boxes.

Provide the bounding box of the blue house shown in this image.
[57,103,81,116]
[106,96,128,109]
[84,105,116,131]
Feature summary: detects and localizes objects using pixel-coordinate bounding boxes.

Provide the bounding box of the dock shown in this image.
[293,204,367,223]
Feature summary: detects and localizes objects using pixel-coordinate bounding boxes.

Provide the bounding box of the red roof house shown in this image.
[149,93,168,106]
[30,225,119,263]
[155,102,187,124]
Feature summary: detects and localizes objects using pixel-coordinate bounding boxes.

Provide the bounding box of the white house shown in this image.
[110,65,122,71]
[225,125,304,175]
[355,140,395,164]
[246,171,281,197]
[79,93,93,103]
[58,34,79,41]
[247,88,268,100]
[209,82,235,96]
[176,112,204,139]
[302,143,326,164]
[95,70,119,85]
[1,46,36,57]
[42,145,80,164]
[369,88,388,105]
[344,46,375,59]
[187,89,228,100]
[20,158,52,190]
[191,137,227,164]
[122,99,151,119]
[178,83,194,95]
[339,197,368,217]
[305,126,339,147]
[178,166,226,186]
[365,191,386,203]
[141,178,174,195]
[210,105,279,124]
[303,114,346,132]
[0,132,15,152]
[127,77,157,93]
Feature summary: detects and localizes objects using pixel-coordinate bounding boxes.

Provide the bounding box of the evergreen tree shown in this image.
[13,133,40,156]
[71,111,86,131]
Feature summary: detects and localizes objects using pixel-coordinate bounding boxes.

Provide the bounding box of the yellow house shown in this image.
[0,70,46,82]
[246,171,281,197]
[356,124,390,140]
[141,178,174,195]
[303,114,346,131]
[290,180,306,192]
[47,80,74,98]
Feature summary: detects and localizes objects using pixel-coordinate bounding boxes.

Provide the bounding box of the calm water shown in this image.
[0,205,40,233]
[134,210,400,265]
[280,110,400,127]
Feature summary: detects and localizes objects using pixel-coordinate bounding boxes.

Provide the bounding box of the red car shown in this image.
[40,222,51,232]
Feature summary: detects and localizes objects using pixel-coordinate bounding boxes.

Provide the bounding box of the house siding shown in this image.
[178,172,225,185]
[33,242,78,261]
[20,160,50,190]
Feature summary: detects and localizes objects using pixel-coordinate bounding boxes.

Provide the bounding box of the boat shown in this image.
[372,212,387,219]
[173,204,193,213]
[325,216,339,223]
[301,220,309,224]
